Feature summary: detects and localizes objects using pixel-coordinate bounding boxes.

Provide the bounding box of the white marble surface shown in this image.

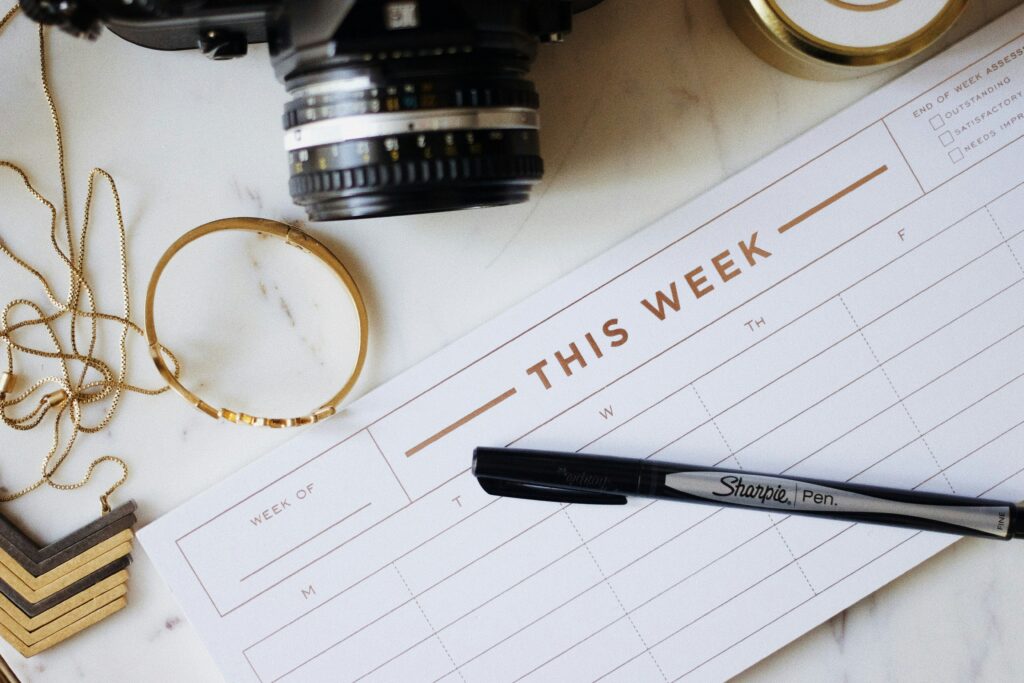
[1,0,1023,680]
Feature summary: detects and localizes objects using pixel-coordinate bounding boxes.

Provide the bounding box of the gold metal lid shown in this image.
[722,0,967,80]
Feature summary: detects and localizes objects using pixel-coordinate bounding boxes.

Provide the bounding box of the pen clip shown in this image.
[476,477,627,505]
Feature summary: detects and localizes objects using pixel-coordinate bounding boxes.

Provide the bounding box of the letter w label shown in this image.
[599,405,614,420]
[302,585,316,599]
[641,282,682,320]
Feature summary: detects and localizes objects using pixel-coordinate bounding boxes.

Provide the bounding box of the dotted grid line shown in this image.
[560,508,669,682]
[689,386,818,595]
[837,294,956,493]
[985,206,1024,276]
[392,564,467,682]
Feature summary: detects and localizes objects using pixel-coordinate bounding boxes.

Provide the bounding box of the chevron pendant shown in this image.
[0,502,136,657]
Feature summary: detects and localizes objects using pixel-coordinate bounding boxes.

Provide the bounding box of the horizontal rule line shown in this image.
[405,387,519,457]
[238,502,372,583]
[777,164,889,235]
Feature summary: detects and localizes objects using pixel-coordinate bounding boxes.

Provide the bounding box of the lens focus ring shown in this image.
[284,78,540,129]
[290,154,543,195]
[284,66,545,221]
[288,128,542,221]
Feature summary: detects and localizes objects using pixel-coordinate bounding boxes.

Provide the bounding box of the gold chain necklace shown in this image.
[0,5,180,513]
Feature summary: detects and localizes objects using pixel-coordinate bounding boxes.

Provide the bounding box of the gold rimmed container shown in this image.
[722,0,968,80]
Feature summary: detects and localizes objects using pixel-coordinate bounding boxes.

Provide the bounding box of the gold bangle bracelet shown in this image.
[144,217,368,428]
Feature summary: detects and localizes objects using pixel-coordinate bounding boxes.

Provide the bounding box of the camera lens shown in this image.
[284,62,544,221]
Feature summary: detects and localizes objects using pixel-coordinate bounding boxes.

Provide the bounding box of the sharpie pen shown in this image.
[473,447,1024,540]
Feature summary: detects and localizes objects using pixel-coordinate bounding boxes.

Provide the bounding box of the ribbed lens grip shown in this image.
[290,155,543,196]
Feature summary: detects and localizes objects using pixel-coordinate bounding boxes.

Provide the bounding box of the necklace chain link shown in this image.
[0,5,180,513]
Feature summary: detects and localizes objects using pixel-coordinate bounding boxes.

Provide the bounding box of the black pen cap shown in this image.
[473,447,643,495]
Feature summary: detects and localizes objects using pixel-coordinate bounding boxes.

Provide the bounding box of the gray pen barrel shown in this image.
[641,463,1020,540]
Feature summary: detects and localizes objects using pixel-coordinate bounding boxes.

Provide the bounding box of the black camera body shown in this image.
[21,0,604,221]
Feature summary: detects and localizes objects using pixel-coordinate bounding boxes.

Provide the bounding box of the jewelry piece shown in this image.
[0,9,145,664]
[144,217,369,428]
[0,502,136,657]
[0,8,173,514]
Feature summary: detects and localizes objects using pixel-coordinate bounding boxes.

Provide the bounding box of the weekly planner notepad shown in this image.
[140,8,1024,682]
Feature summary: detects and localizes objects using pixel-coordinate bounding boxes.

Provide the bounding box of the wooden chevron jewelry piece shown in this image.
[0,503,136,656]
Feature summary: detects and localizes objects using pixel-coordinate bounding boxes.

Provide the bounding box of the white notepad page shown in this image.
[140,9,1024,682]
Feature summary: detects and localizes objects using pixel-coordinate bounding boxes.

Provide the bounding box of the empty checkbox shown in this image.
[930,114,945,130]
[949,148,964,163]
[939,131,954,146]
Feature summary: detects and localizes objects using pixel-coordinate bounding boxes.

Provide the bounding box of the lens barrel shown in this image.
[284,58,545,221]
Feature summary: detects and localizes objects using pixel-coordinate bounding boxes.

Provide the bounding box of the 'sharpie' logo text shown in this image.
[713,475,791,505]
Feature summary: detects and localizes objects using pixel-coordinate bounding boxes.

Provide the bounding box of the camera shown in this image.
[20,0,605,221]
